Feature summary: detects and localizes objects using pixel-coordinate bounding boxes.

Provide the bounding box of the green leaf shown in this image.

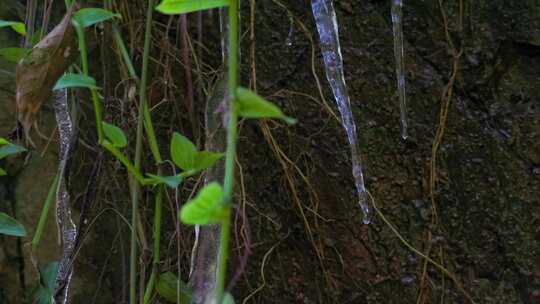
[193,151,223,171]
[0,47,28,63]
[179,182,226,225]
[102,122,128,148]
[223,292,235,304]
[146,174,183,188]
[30,29,44,46]
[0,212,26,237]
[156,272,192,303]
[0,143,26,159]
[156,0,229,15]
[0,168,6,176]
[35,261,59,304]
[170,132,197,171]
[0,20,26,35]
[73,8,121,28]
[0,137,10,145]
[236,87,296,124]
[54,73,98,90]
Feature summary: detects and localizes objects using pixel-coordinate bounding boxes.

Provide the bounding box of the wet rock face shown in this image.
[236,0,540,302]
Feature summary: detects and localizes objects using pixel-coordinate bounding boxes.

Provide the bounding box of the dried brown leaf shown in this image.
[15,5,80,133]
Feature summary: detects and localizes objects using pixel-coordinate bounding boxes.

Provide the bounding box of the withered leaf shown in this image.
[15,5,80,132]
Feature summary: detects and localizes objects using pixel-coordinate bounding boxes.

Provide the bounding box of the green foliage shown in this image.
[193,151,223,171]
[0,212,26,237]
[35,262,59,304]
[0,20,26,35]
[236,87,296,124]
[170,132,223,174]
[155,272,192,303]
[170,133,196,170]
[179,182,227,225]
[54,73,98,90]
[223,293,235,304]
[102,122,128,148]
[146,174,183,188]
[73,8,120,28]
[30,29,44,46]
[0,140,26,159]
[0,137,27,176]
[156,0,229,15]
[0,47,28,63]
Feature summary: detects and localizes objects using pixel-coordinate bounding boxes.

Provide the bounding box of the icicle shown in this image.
[285,13,294,47]
[311,0,370,224]
[391,0,408,139]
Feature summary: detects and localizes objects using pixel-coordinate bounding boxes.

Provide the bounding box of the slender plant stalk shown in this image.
[110,17,160,301]
[109,6,166,301]
[73,24,148,184]
[216,0,240,301]
[102,141,147,183]
[74,23,104,141]
[130,1,155,302]
[142,185,163,303]
[73,17,143,304]
[31,174,59,251]
[112,25,139,81]
[72,2,164,303]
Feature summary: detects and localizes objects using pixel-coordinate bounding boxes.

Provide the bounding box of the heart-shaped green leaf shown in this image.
[54,73,98,90]
[170,132,197,171]
[0,168,6,176]
[73,8,121,28]
[102,122,128,148]
[0,137,9,145]
[236,87,296,124]
[179,182,227,225]
[0,212,26,237]
[146,174,183,188]
[193,151,223,171]
[0,47,28,63]
[0,143,26,159]
[155,272,192,303]
[156,0,229,15]
[0,20,26,35]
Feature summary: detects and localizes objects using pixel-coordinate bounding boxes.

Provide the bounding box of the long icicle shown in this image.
[311,0,370,224]
[391,0,408,139]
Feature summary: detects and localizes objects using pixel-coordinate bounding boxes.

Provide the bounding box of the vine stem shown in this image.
[73,22,103,142]
[31,174,59,251]
[74,1,163,302]
[131,0,155,303]
[216,0,239,301]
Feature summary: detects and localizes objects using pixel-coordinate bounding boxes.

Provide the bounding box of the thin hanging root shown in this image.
[242,231,290,304]
[249,0,257,91]
[248,1,333,290]
[367,191,475,304]
[422,0,464,302]
[180,15,197,139]
[228,158,252,291]
[260,122,337,289]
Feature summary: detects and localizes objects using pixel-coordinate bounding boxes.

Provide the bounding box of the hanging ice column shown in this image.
[392,0,408,139]
[312,0,370,224]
